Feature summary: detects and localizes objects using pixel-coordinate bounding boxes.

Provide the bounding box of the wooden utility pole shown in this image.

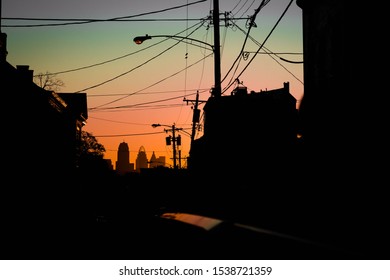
[212,0,221,98]
[184,92,207,148]
[172,124,177,169]
[190,92,200,146]
[162,124,182,170]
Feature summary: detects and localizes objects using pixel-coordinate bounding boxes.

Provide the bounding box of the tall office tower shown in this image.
[116,141,132,174]
[135,146,148,172]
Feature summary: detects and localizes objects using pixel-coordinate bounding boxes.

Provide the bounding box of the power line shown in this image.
[94,128,193,138]
[222,0,295,94]
[90,92,198,111]
[232,22,303,85]
[1,0,208,27]
[1,17,251,27]
[95,104,187,112]
[94,131,165,138]
[32,21,204,77]
[88,116,150,126]
[220,0,269,88]
[76,20,207,95]
[87,88,210,97]
[87,51,213,110]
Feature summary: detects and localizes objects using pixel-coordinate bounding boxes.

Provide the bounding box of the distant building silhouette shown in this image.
[116,141,133,174]
[135,146,148,172]
[149,151,166,168]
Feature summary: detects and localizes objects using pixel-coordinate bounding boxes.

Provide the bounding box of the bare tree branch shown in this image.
[34,71,65,91]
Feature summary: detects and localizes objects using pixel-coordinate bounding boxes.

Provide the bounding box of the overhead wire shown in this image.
[195,18,212,91]
[32,20,205,77]
[236,0,257,19]
[231,21,303,85]
[1,0,207,27]
[93,88,201,111]
[89,52,213,110]
[230,0,248,17]
[88,88,210,97]
[220,0,269,91]
[222,0,294,94]
[9,11,213,120]
[74,39,184,93]
[176,0,191,126]
[87,21,212,109]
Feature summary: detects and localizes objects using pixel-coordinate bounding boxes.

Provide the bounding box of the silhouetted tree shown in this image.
[78,130,114,178]
[77,130,111,176]
[79,130,106,158]
[34,71,65,91]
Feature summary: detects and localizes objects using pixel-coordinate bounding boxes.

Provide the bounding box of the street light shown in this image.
[152,123,183,170]
[133,34,214,52]
[133,0,221,97]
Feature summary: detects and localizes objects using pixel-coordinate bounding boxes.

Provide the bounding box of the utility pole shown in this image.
[190,93,199,146]
[171,124,178,170]
[184,91,207,148]
[184,92,207,170]
[212,0,221,98]
[153,123,182,170]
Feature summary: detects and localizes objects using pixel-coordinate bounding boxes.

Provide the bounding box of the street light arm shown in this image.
[279,57,304,64]
[133,34,214,52]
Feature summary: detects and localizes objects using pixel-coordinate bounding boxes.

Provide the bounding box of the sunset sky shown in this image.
[2,0,303,169]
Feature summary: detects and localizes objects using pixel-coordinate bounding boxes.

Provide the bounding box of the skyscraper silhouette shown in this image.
[135,146,148,172]
[116,141,133,174]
